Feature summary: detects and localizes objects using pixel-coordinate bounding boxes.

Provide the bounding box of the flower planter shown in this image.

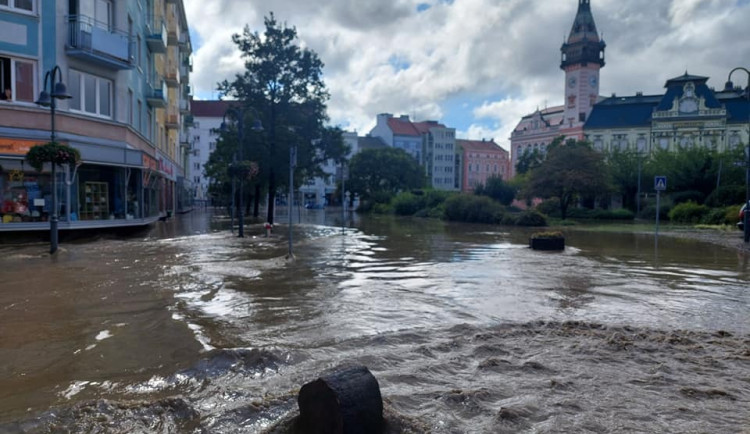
[529,235,565,251]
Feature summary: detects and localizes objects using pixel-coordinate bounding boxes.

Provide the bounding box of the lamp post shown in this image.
[36,66,72,254]
[288,143,297,259]
[341,161,346,235]
[221,107,263,238]
[725,67,750,243]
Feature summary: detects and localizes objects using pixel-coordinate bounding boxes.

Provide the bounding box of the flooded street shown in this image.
[1,209,749,432]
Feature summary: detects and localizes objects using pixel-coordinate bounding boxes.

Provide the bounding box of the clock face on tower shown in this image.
[589,76,597,87]
[568,77,577,87]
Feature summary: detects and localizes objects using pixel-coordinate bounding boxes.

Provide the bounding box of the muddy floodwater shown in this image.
[1,209,749,433]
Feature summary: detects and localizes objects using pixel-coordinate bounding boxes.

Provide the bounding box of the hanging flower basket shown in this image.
[228,160,260,180]
[25,142,81,172]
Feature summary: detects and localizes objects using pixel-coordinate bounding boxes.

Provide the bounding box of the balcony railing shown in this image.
[146,81,167,108]
[166,108,180,129]
[146,14,167,53]
[66,15,133,70]
[179,98,190,114]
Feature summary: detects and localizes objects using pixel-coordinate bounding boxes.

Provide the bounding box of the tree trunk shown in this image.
[298,366,383,434]
[267,170,276,224]
[253,184,261,218]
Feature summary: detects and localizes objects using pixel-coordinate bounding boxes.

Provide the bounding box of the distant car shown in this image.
[739,203,747,231]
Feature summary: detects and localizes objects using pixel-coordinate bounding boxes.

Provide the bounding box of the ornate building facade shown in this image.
[510,0,749,178]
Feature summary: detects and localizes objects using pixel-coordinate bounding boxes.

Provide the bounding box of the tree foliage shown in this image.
[217,13,346,223]
[474,175,517,206]
[526,138,609,219]
[515,148,544,175]
[347,148,425,203]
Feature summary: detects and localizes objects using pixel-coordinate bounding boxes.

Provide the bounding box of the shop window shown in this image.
[69,69,113,118]
[0,56,35,103]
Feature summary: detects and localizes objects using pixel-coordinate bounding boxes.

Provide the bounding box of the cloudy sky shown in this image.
[183,0,750,150]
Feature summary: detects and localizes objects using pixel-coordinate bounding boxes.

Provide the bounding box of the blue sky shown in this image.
[184,0,750,150]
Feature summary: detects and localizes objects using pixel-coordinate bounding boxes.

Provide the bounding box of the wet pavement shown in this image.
[0,208,748,432]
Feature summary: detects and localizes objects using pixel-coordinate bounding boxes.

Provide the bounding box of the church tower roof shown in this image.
[560,0,606,69]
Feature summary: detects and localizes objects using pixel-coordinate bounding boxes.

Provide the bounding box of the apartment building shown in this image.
[457,139,510,193]
[0,0,192,229]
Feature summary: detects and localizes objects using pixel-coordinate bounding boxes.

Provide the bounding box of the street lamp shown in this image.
[725,67,750,243]
[288,142,297,259]
[36,65,71,254]
[221,107,263,238]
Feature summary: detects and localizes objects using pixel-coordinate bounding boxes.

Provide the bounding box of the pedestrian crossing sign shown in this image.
[654,176,667,191]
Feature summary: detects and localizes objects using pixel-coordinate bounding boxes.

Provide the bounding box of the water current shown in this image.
[0,209,748,432]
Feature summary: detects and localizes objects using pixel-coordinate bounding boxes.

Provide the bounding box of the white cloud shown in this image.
[184,0,750,145]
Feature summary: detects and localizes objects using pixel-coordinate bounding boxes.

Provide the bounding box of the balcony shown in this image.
[179,129,192,147]
[66,15,133,70]
[165,59,179,88]
[179,98,190,114]
[179,58,190,83]
[167,13,180,46]
[184,115,195,127]
[166,109,180,129]
[146,81,167,108]
[146,15,167,54]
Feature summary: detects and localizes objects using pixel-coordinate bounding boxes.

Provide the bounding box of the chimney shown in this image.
[636,91,643,97]
[399,115,410,121]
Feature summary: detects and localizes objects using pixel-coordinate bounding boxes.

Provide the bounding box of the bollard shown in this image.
[298,366,383,434]
[265,222,273,237]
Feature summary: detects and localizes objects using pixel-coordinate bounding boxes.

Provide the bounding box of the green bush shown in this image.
[668,201,710,224]
[705,186,746,208]
[590,209,635,220]
[701,206,739,225]
[372,203,392,214]
[516,210,548,227]
[501,214,518,226]
[392,192,425,216]
[536,198,561,217]
[641,204,671,221]
[671,190,705,205]
[444,195,504,224]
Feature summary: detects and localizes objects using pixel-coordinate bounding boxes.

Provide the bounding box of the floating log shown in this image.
[298,365,384,434]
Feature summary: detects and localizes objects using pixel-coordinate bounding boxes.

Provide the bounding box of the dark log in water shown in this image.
[530,237,565,251]
[297,366,383,434]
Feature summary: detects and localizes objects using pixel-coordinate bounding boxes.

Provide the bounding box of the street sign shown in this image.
[654,176,667,191]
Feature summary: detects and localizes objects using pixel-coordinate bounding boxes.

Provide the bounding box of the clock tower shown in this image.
[561,0,606,137]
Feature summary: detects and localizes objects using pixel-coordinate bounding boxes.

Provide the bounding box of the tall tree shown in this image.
[218,13,339,224]
[526,138,610,219]
[605,148,642,211]
[474,175,517,206]
[347,148,426,203]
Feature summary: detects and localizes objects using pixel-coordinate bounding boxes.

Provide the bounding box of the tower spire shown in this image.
[561,0,606,69]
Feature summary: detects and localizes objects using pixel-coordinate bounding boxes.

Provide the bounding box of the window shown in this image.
[0,0,33,12]
[0,56,35,103]
[136,100,142,132]
[70,70,113,118]
[127,89,133,124]
[209,141,216,151]
[194,163,200,170]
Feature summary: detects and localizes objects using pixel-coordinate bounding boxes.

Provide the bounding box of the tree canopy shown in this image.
[217,13,346,223]
[347,148,426,203]
[474,175,517,206]
[526,138,609,219]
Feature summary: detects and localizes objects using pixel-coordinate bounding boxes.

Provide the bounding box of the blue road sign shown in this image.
[654,176,667,191]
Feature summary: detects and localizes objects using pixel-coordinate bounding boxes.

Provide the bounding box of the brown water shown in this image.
[0,210,749,433]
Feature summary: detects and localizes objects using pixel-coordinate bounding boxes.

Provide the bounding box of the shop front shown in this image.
[0,136,160,231]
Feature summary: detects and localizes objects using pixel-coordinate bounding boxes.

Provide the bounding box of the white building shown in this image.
[188,100,231,205]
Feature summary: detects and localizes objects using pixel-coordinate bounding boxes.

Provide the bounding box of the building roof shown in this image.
[387,117,420,136]
[585,94,660,129]
[567,0,601,44]
[457,139,508,155]
[656,72,721,111]
[358,135,388,150]
[721,96,750,125]
[190,100,234,117]
[413,120,446,134]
